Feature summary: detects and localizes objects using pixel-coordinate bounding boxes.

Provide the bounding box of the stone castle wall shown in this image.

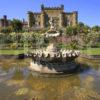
[27,5,78,29]
[0,15,11,28]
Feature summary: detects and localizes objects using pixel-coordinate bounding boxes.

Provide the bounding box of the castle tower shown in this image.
[41,11,45,28]
[27,11,34,27]
[59,12,64,27]
[41,4,44,11]
[72,11,78,26]
[3,15,8,27]
[0,19,4,27]
[61,4,64,11]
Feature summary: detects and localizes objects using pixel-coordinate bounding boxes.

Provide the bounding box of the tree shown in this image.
[78,22,85,27]
[66,25,79,36]
[77,22,90,34]
[92,25,100,32]
[66,26,74,36]
[12,19,23,32]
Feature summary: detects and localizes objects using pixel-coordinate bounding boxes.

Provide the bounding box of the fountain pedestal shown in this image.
[45,17,60,37]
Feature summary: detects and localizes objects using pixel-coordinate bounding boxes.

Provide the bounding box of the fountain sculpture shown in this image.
[29,18,80,74]
[45,17,60,37]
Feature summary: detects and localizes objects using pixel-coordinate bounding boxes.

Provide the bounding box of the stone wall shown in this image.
[27,5,78,29]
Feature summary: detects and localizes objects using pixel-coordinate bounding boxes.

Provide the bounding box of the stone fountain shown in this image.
[29,18,80,74]
[45,17,60,37]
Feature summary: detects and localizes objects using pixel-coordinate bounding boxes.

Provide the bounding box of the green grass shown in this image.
[0,48,100,55]
[80,48,100,55]
[0,49,29,55]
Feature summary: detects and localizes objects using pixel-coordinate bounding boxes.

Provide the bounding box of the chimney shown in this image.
[41,4,44,11]
[3,15,7,20]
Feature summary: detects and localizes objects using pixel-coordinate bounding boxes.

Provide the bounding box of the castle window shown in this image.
[67,20,70,26]
[39,22,40,25]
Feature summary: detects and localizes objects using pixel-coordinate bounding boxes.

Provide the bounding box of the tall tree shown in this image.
[12,19,23,32]
[77,22,90,34]
[66,26,73,36]
[92,25,100,32]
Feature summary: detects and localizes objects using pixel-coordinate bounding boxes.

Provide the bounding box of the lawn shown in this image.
[0,49,29,55]
[80,48,100,55]
[0,48,100,55]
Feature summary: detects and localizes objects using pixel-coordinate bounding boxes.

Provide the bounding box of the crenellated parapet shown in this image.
[41,4,64,11]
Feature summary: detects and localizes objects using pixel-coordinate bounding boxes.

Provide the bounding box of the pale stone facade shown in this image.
[27,5,78,29]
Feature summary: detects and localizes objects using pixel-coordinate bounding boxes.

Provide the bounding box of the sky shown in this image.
[0,0,100,26]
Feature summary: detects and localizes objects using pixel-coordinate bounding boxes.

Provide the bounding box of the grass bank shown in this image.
[0,48,100,55]
[80,48,100,55]
[0,49,29,55]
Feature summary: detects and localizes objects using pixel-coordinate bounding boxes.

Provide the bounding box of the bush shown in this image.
[0,26,12,33]
[10,43,17,49]
[12,19,23,32]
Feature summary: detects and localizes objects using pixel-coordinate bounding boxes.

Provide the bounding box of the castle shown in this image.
[27,4,78,29]
[0,15,11,28]
[0,5,78,30]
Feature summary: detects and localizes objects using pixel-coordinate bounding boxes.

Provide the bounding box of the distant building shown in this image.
[0,15,12,28]
[27,4,78,29]
[22,19,28,29]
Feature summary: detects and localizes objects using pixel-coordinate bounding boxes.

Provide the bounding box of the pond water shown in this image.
[0,58,100,100]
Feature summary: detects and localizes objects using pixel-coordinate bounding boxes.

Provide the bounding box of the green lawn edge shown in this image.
[80,48,100,55]
[0,48,100,55]
[0,49,29,55]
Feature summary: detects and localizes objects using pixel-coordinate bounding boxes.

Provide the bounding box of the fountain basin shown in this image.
[29,61,78,74]
[29,54,79,74]
[29,43,80,74]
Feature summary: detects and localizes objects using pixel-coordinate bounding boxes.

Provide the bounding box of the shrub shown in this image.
[0,26,12,33]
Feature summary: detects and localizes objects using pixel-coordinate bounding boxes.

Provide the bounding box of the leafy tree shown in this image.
[78,22,85,27]
[92,25,100,32]
[66,26,74,36]
[12,19,23,32]
[77,22,90,34]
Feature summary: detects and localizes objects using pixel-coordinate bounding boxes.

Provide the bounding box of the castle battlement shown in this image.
[41,4,64,10]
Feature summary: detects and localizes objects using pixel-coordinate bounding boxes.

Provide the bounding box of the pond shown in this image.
[0,58,100,100]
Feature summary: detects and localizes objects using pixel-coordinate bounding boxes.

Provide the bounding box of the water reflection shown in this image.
[0,58,100,100]
[27,73,80,100]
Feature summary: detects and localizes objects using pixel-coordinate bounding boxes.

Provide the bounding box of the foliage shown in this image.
[57,40,79,50]
[66,22,90,36]
[0,21,100,50]
[12,19,23,32]
[76,22,90,35]
[0,26,12,33]
[78,31,100,49]
[92,25,100,32]
[0,32,47,49]
[66,26,74,36]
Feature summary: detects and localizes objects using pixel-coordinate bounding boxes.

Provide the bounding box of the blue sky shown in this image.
[0,0,100,26]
